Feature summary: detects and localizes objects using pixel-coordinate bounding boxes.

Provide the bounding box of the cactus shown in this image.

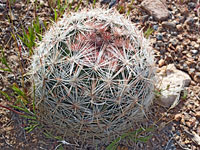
[31,8,155,145]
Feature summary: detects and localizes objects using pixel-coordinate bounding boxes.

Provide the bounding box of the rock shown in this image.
[162,21,176,30]
[177,34,183,40]
[186,117,196,127]
[14,3,21,10]
[188,35,197,41]
[158,59,165,67]
[194,44,199,49]
[195,111,200,120]
[180,7,189,17]
[0,13,3,20]
[171,31,178,36]
[188,2,196,9]
[188,68,196,77]
[183,39,190,46]
[156,41,164,47]
[194,72,200,83]
[180,117,185,125]
[176,24,183,31]
[141,15,149,22]
[141,0,169,21]
[178,16,185,23]
[174,113,182,122]
[170,38,178,46]
[156,33,163,40]
[0,4,5,12]
[191,50,198,55]
[197,38,200,44]
[155,64,191,108]
[153,25,159,30]
[185,17,194,25]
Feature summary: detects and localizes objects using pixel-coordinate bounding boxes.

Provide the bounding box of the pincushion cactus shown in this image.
[31,8,155,145]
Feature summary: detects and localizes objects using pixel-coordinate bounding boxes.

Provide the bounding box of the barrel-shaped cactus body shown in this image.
[32,8,155,144]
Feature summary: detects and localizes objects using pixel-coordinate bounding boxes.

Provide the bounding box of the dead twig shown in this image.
[0,104,25,116]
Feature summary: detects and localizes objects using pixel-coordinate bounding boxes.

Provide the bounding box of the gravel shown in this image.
[0,0,200,149]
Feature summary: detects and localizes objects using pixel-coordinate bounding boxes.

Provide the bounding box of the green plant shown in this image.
[31,8,155,146]
[0,83,38,132]
[9,0,16,5]
[48,0,68,21]
[181,89,188,100]
[144,26,154,38]
[17,16,45,55]
[106,127,154,150]
[0,49,13,73]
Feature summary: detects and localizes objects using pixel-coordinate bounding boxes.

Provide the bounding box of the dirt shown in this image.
[0,0,200,150]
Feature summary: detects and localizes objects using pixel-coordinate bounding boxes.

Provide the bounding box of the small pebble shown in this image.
[194,72,200,83]
[180,7,189,17]
[188,68,196,76]
[0,4,5,11]
[185,17,194,25]
[0,13,3,20]
[177,34,183,40]
[176,24,183,31]
[197,38,200,44]
[158,59,165,67]
[191,50,198,55]
[156,33,163,40]
[171,31,177,36]
[188,2,196,9]
[186,117,196,127]
[153,25,159,30]
[174,113,182,122]
[14,3,21,10]
[194,44,199,49]
[141,15,149,22]
[157,41,164,47]
[178,16,185,23]
[196,111,200,119]
[170,38,178,46]
[162,21,176,30]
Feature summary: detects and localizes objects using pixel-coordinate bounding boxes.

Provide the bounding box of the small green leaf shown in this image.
[134,135,152,142]
[75,0,82,12]
[24,123,38,133]
[57,0,61,10]
[181,90,188,100]
[0,50,12,72]
[144,26,154,38]
[54,8,58,21]
[12,85,26,98]
[0,68,12,72]
[92,0,96,8]
[106,137,121,150]
[0,90,11,101]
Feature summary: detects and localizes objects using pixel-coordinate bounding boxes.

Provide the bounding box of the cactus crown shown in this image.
[31,8,155,144]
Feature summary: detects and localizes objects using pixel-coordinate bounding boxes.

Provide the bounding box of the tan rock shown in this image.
[155,64,191,108]
[194,72,200,83]
[174,113,182,122]
[176,24,183,31]
[196,111,200,119]
[186,117,196,127]
[194,44,200,49]
[141,0,169,21]
[158,59,165,67]
[197,38,200,44]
